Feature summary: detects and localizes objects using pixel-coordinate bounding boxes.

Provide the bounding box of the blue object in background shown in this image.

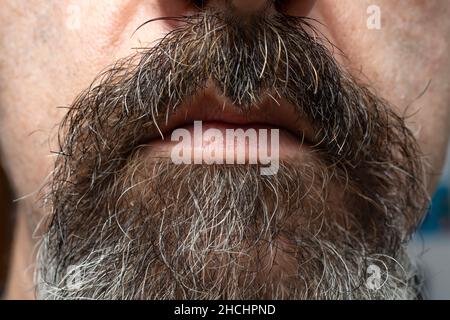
[410,147,450,299]
[422,184,450,233]
[421,145,450,234]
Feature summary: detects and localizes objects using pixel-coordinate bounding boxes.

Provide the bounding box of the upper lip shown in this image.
[147,84,315,145]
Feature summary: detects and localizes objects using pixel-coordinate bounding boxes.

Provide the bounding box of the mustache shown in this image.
[62,11,367,162]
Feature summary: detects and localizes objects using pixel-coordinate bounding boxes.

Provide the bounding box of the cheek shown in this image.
[0,1,184,211]
[0,119,50,200]
[313,0,450,190]
[0,1,188,201]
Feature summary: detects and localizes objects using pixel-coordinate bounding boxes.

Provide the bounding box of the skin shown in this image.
[0,0,449,299]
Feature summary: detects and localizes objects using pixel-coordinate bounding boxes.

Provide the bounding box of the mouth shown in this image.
[139,83,316,163]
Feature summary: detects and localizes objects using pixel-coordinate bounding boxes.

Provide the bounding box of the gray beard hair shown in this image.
[36,160,420,300]
[34,11,427,300]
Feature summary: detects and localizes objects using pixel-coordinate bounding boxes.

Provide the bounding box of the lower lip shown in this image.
[142,121,309,163]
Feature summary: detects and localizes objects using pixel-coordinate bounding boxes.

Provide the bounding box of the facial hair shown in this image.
[36,10,428,299]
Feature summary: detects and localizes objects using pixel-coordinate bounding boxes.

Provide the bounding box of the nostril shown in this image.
[274,0,288,12]
[275,0,316,16]
[231,0,270,14]
[191,0,208,9]
[187,1,316,17]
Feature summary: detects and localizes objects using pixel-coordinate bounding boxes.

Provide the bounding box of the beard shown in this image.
[36,10,428,299]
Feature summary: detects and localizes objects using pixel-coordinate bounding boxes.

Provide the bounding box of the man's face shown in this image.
[0,0,449,299]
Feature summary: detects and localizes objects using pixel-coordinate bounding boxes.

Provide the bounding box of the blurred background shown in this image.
[409,145,450,299]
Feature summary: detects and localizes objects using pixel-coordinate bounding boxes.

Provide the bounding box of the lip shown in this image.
[145,84,315,145]
[137,83,316,163]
